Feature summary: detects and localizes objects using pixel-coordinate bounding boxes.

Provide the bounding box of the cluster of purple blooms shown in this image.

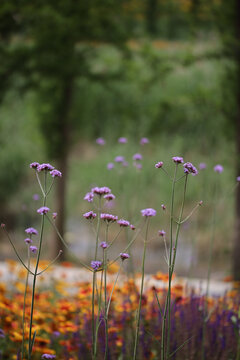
[100,213,118,223]
[84,186,115,204]
[30,162,62,177]
[155,157,198,176]
[141,208,157,217]
[37,206,50,215]
[83,211,97,220]
[25,227,38,254]
[42,355,56,360]
[91,260,102,270]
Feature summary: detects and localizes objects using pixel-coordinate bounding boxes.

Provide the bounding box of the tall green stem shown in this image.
[133,218,150,360]
[94,197,101,261]
[22,246,30,359]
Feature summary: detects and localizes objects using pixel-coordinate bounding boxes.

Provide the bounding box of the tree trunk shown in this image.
[233,0,240,280]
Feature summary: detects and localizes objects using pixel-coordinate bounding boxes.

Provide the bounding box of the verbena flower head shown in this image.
[84,192,94,202]
[33,194,39,201]
[83,211,97,220]
[199,163,206,170]
[155,161,163,169]
[30,246,37,254]
[172,156,184,164]
[120,253,130,261]
[141,208,157,217]
[100,213,118,223]
[104,193,115,201]
[37,207,50,215]
[107,162,114,170]
[161,204,166,211]
[183,162,198,175]
[117,219,130,227]
[237,176,240,182]
[92,186,111,196]
[134,163,142,170]
[214,164,224,173]
[115,156,125,163]
[37,163,54,172]
[91,260,102,270]
[122,161,129,167]
[158,230,166,237]
[140,137,149,145]
[25,227,38,235]
[52,212,57,219]
[130,224,136,230]
[50,169,62,178]
[118,137,127,144]
[100,241,108,249]
[24,238,32,244]
[96,137,105,145]
[0,329,5,338]
[133,153,142,161]
[30,162,40,169]
[42,355,56,360]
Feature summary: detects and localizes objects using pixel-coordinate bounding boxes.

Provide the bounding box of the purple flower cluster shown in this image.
[115,156,125,163]
[91,261,102,270]
[24,238,32,244]
[133,153,142,161]
[25,227,38,235]
[100,241,108,249]
[83,211,97,220]
[118,137,127,144]
[107,162,114,170]
[120,253,130,260]
[161,204,166,210]
[92,186,111,196]
[183,162,198,175]
[37,163,55,172]
[141,208,157,217]
[37,207,50,215]
[172,156,184,164]
[214,164,224,173]
[0,329,5,338]
[30,162,40,169]
[140,137,149,145]
[96,137,105,146]
[199,163,206,170]
[237,176,240,182]
[100,213,118,223]
[84,192,94,203]
[42,355,56,360]
[50,169,62,178]
[155,161,163,169]
[158,230,166,237]
[117,219,130,227]
[30,246,38,254]
[52,212,57,219]
[104,194,115,201]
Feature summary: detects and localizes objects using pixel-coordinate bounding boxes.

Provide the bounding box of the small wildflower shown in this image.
[120,253,130,261]
[50,169,62,178]
[92,186,111,196]
[52,212,57,219]
[42,355,56,360]
[24,238,32,244]
[53,331,60,337]
[155,161,163,169]
[140,137,149,145]
[115,156,125,163]
[158,230,166,237]
[161,204,166,211]
[199,163,206,170]
[30,162,40,169]
[37,163,54,172]
[117,219,130,227]
[199,200,203,206]
[100,213,118,223]
[1,223,5,228]
[91,261,102,270]
[237,176,240,182]
[134,163,142,170]
[130,224,136,230]
[214,164,224,173]
[183,162,198,175]
[96,137,105,146]
[100,241,108,249]
[84,192,94,202]
[133,153,142,161]
[141,208,157,217]
[37,207,50,215]
[83,211,97,220]
[33,194,39,201]
[30,246,37,254]
[107,162,114,170]
[122,161,129,167]
[172,156,184,164]
[25,227,38,235]
[104,194,115,201]
[0,329,5,338]
[118,137,127,144]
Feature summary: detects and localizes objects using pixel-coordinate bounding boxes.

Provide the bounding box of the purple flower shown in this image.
[118,137,127,144]
[30,246,37,254]
[0,329,5,338]
[37,206,50,215]
[25,227,38,235]
[84,192,94,202]
[199,163,206,170]
[158,230,166,237]
[237,176,240,182]
[141,208,157,217]
[172,156,184,164]
[96,137,105,146]
[92,186,111,196]
[161,204,166,211]
[107,162,114,170]
[155,161,163,169]
[91,261,102,270]
[100,213,118,223]
[122,161,129,167]
[130,224,136,230]
[140,137,149,145]
[133,153,142,161]
[117,219,130,227]
[134,163,142,170]
[52,212,57,219]
[50,169,62,178]
[214,164,224,173]
[53,331,60,337]
[42,355,56,360]
[120,253,130,261]
[115,156,125,163]
[30,162,40,169]
[83,211,97,220]
[104,194,115,201]
[32,194,39,201]
[183,162,198,175]
[24,238,32,244]
[37,163,54,172]
[100,241,108,249]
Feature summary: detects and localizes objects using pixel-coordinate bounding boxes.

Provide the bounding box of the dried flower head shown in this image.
[91,261,102,270]
[141,208,157,217]
[25,227,38,235]
[117,219,130,227]
[155,161,163,169]
[83,211,97,220]
[214,164,224,173]
[37,207,50,215]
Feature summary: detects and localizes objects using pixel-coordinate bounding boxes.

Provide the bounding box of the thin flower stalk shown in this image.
[94,197,102,261]
[21,246,30,359]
